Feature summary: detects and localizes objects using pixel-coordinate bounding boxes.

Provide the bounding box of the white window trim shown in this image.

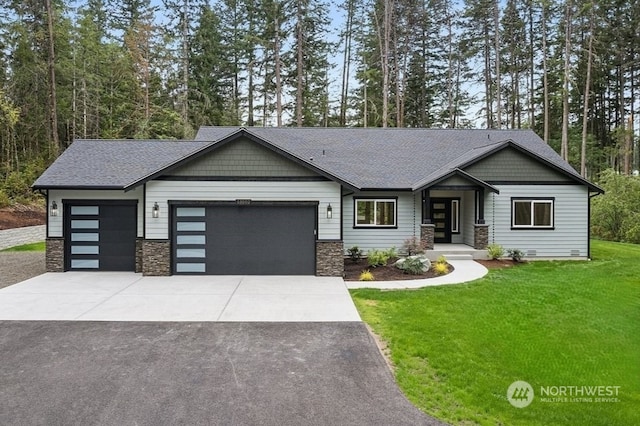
[512,199,554,228]
[354,198,397,227]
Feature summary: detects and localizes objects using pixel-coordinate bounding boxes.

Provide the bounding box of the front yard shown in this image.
[351,240,640,425]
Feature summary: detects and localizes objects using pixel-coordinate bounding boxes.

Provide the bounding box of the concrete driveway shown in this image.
[0,321,442,426]
[0,272,360,322]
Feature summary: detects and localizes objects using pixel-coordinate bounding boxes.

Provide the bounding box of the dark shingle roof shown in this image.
[33,127,601,192]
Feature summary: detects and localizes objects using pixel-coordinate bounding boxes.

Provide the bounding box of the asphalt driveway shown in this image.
[0,321,442,426]
[0,272,360,322]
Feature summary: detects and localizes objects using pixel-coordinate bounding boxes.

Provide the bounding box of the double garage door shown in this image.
[172,204,317,275]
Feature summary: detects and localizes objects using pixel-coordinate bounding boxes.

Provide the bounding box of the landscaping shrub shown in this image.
[432,262,449,275]
[367,248,397,267]
[359,270,374,281]
[507,248,524,262]
[435,255,447,266]
[486,243,504,260]
[402,236,424,255]
[347,246,363,263]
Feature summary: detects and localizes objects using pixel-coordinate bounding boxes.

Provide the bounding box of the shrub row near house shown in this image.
[591,169,640,244]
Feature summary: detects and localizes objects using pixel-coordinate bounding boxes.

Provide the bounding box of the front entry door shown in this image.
[430,199,452,243]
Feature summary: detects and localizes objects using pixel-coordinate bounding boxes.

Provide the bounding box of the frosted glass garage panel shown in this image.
[71,220,99,229]
[71,245,99,255]
[71,259,99,269]
[71,206,99,215]
[176,222,206,231]
[176,249,206,258]
[175,263,206,273]
[177,235,205,245]
[71,233,99,242]
[176,207,205,217]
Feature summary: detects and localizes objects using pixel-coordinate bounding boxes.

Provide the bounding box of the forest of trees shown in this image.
[0,0,639,205]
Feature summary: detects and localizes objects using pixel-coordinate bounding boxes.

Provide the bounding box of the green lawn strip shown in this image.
[1,241,46,252]
[351,240,640,426]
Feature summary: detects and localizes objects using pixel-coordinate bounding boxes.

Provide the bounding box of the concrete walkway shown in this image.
[0,272,361,322]
[346,259,488,290]
[0,225,45,250]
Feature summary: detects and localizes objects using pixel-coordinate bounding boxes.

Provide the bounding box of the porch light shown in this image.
[326,203,333,219]
[50,201,58,217]
[152,202,160,218]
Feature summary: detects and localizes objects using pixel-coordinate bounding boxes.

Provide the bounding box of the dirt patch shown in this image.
[475,259,524,269]
[344,258,453,281]
[0,204,46,230]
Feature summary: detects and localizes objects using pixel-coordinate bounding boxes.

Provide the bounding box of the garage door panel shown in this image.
[65,203,137,271]
[173,204,316,275]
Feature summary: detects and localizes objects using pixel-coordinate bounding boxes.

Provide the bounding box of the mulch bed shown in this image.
[344,258,453,281]
[0,205,46,230]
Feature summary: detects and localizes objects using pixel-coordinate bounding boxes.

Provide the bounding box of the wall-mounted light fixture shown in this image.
[326,203,333,219]
[152,202,160,218]
[50,201,58,217]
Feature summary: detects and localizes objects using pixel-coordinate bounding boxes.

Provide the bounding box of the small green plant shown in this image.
[347,246,363,263]
[507,248,524,262]
[432,262,449,275]
[486,243,504,260]
[367,248,396,267]
[402,236,423,255]
[386,246,398,259]
[435,255,447,265]
[359,270,374,281]
[401,256,427,275]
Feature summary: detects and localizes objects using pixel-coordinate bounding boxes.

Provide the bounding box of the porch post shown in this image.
[474,188,488,249]
[475,188,485,224]
[422,190,432,223]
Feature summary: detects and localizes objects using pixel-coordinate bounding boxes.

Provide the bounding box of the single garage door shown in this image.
[64,201,137,271]
[172,203,317,275]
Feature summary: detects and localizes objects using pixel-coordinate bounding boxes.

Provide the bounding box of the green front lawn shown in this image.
[351,240,640,425]
[1,241,46,252]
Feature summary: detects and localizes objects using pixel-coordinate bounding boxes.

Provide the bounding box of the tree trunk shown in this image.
[296,0,304,127]
[340,0,354,126]
[494,0,501,129]
[45,0,59,155]
[542,3,549,144]
[581,10,594,178]
[275,13,282,127]
[561,0,572,161]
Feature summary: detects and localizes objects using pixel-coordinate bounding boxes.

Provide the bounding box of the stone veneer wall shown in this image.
[474,224,489,249]
[142,240,171,276]
[46,238,64,272]
[420,224,435,250]
[316,240,344,277]
[135,238,143,273]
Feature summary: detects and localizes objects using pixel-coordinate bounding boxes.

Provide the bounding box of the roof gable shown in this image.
[463,144,573,183]
[168,136,319,178]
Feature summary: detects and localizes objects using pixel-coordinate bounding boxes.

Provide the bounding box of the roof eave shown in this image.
[413,169,500,194]
[125,128,360,192]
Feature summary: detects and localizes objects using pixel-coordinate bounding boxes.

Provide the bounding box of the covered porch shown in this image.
[415,169,499,252]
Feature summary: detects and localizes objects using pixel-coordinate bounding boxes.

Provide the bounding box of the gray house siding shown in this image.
[342,191,417,254]
[464,147,573,182]
[47,188,144,238]
[486,185,589,258]
[145,180,341,240]
[171,137,318,177]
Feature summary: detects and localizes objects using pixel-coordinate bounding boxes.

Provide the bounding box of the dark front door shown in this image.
[172,204,317,275]
[430,199,452,243]
[64,202,137,271]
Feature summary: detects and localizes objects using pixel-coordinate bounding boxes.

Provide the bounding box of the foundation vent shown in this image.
[527,250,537,257]
[570,249,581,257]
